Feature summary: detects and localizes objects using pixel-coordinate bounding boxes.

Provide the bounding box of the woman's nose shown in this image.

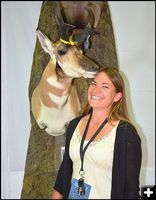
[92,85,101,93]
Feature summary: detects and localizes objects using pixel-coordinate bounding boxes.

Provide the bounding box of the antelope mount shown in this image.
[31,2,100,136]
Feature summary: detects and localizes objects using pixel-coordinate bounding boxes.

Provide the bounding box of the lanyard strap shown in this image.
[79,111,108,175]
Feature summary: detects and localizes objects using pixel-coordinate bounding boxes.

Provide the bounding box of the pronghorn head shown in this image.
[36,2,99,79]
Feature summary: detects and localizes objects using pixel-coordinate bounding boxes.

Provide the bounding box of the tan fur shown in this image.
[31,86,42,120]
[31,60,74,112]
[31,59,81,135]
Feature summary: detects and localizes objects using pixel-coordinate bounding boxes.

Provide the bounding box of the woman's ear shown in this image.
[114,92,122,102]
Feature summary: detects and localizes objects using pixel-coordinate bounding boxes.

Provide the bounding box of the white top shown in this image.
[69,121,119,199]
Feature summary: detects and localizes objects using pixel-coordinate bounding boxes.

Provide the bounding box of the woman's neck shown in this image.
[91,109,110,125]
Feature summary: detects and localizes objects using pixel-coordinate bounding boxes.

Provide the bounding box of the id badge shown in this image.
[68,178,91,199]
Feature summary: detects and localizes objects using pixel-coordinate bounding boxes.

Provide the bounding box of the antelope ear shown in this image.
[36,29,54,54]
[83,35,91,50]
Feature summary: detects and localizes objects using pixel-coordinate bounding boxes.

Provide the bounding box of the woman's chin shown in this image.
[89,101,102,108]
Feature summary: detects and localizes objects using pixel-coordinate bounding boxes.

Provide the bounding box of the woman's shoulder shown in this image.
[65,115,83,141]
[67,115,90,136]
[118,120,136,130]
[117,120,141,144]
[68,115,83,129]
[70,114,89,125]
[70,115,83,123]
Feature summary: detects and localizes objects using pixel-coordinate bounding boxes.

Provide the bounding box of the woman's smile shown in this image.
[91,95,104,101]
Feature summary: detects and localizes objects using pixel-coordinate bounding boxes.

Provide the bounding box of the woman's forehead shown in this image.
[94,72,111,82]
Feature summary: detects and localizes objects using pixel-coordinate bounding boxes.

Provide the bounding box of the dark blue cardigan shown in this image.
[54,116,142,199]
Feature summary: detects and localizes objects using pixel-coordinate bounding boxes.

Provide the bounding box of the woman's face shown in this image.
[88,72,122,111]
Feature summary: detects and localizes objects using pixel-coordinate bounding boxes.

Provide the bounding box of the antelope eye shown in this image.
[57,46,68,55]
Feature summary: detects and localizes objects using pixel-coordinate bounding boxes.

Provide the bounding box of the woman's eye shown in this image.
[102,86,109,89]
[89,82,109,89]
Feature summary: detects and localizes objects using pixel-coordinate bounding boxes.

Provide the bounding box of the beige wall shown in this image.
[109,1,155,185]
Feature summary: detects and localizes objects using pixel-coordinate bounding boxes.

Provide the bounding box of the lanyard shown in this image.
[79,111,108,176]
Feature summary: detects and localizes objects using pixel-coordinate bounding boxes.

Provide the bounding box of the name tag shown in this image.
[68,178,91,199]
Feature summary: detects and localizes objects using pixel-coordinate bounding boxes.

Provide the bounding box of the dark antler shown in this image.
[53,2,75,41]
[73,7,94,46]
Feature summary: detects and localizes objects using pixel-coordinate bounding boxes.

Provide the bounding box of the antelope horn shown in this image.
[53,2,75,41]
[73,7,94,45]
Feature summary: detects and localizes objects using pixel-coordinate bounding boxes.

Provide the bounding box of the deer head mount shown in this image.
[31,2,99,136]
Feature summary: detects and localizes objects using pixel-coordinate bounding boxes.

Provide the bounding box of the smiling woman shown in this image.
[88,71,122,113]
[52,67,142,199]
[86,67,129,123]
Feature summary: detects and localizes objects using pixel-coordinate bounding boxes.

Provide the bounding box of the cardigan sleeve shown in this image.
[124,124,142,199]
[53,122,73,194]
[53,158,65,194]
